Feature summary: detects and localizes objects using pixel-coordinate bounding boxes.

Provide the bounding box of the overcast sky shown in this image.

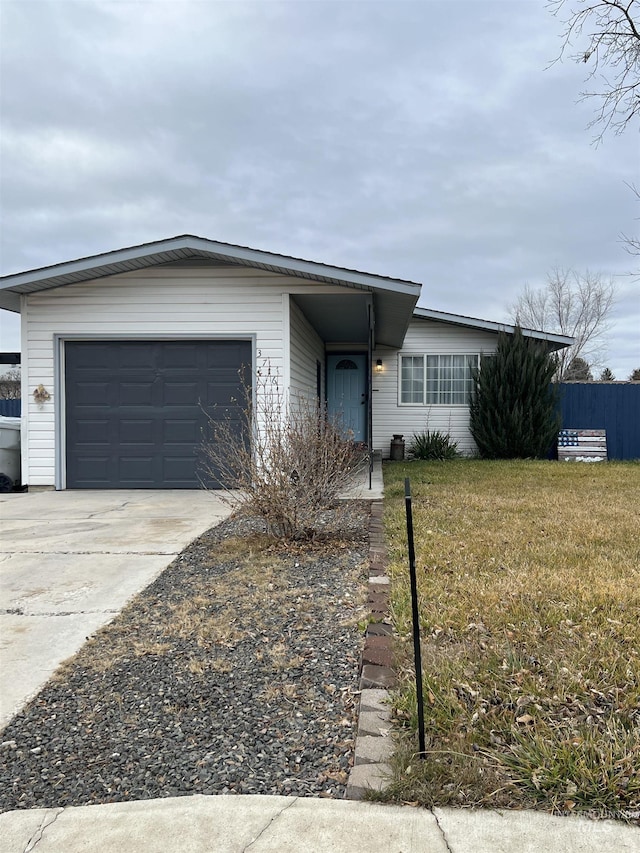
[1,0,638,377]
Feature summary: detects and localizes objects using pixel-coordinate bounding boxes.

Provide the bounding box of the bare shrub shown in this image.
[201,360,366,540]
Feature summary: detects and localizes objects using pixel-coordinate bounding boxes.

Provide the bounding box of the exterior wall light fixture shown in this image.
[375,359,383,373]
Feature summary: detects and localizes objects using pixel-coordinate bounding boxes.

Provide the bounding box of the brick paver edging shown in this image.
[345,500,395,800]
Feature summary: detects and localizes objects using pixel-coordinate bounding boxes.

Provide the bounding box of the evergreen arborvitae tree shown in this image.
[469,327,561,459]
[564,357,593,381]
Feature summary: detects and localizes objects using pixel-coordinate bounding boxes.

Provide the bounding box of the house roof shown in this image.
[0,234,421,306]
[0,235,422,348]
[0,236,574,352]
[412,307,574,350]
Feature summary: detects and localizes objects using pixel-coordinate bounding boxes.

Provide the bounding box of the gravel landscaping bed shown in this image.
[0,502,370,812]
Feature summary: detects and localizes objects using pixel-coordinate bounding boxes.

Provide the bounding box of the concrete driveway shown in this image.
[0,489,235,730]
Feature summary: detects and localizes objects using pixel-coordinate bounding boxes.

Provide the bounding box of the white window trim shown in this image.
[397,352,480,406]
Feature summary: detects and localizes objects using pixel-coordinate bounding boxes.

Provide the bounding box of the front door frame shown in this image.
[325,352,368,443]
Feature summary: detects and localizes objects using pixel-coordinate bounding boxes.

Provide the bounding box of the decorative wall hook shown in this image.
[33,384,51,403]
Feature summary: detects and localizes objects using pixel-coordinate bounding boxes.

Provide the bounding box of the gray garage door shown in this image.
[65,340,251,489]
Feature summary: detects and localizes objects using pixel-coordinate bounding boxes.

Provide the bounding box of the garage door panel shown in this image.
[206,380,247,406]
[75,457,111,483]
[119,454,155,477]
[206,344,248,369]
[163,382,199,406]
[75,420,110,444]
[163,456,198,483]
[204,364,250,381]
[73,344,118,370]
[119,383,155,406]
[65,340,250,489]
[163,419,199,444]
[119,419,155,444]
[160,344,202,368]
[117,343,156,369]
[74,382,111,406]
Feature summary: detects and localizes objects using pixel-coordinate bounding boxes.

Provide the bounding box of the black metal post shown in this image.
[405,477,426,757]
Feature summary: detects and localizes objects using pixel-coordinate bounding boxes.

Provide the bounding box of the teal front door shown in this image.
[326,354,367,442]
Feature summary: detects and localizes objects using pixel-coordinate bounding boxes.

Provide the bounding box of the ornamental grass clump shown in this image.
[409,430,459,461]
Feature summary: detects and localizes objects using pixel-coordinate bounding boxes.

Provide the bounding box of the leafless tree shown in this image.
[549,0,640,139]
[0,367,21,400]
[509,268,616,378]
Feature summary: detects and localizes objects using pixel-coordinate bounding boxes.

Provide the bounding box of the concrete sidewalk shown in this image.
[340,452,384,501]
[1,794,637,852]
[0,489,235,728]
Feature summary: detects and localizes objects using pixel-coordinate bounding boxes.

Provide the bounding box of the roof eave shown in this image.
[0,291,21,313]
[413,307,574,349]
[0,235,422,300]
[375,290,421,348]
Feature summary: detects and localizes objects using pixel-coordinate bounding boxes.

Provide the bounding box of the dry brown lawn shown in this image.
[382,459,640,819]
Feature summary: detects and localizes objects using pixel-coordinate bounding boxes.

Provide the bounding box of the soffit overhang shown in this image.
[413,307,574,351]
[0,235,422,349]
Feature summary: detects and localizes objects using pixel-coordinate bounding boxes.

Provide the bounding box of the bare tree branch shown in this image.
[549,0,640,140]
[620,181,640,263]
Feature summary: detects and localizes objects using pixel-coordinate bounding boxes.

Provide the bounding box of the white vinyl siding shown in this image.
[372,319,500,457]
[23,266,344,486]
[289,298,325,401]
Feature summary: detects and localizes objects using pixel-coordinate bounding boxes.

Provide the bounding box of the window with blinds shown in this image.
[400,354,479,404]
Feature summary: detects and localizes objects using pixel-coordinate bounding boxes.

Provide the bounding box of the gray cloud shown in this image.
[1,0,638,376]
